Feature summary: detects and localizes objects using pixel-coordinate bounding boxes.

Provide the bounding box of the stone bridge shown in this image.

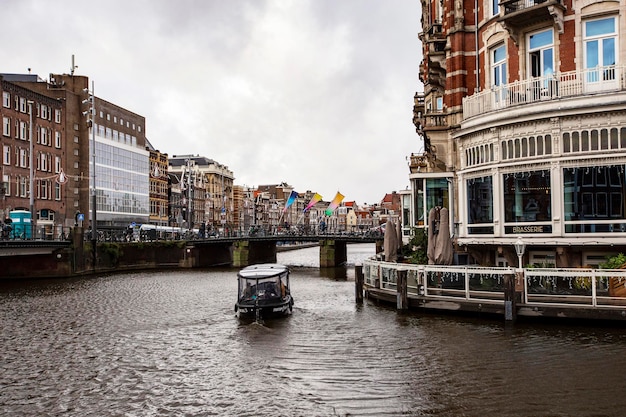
[0,230,383,279]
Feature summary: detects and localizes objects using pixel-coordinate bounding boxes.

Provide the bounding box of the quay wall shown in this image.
[0,236,327,280]
[0,249,73,279]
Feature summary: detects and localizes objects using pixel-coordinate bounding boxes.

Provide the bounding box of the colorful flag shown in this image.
[325,192,344,216]
[283,191,299,212]
[303,193,322,212]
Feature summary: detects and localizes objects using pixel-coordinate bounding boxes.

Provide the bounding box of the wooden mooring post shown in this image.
[504,273,517,322]
[355,265,364,304]
[397,269,408,311]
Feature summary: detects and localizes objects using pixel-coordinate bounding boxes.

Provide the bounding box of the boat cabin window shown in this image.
[239,276,286,300]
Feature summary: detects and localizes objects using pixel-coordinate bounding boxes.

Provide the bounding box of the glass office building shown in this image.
[91,124,149,228]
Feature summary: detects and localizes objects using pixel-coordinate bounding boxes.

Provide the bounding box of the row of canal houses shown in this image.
[0,72,394,239]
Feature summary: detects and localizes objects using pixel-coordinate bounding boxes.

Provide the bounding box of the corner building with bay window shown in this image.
[413,0,626,268]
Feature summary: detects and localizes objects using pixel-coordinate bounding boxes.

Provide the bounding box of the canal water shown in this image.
[2,243,626,416]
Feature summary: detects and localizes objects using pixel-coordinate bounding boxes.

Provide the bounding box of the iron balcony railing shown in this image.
[501,0,561,15]
[463,65,626,120]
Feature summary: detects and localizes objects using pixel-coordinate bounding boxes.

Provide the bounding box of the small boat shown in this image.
[235,263,294,321]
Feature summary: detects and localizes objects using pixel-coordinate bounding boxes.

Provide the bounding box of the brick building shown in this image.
[1,74,66,237]
[2,72,150,236]
[412,0,626,267]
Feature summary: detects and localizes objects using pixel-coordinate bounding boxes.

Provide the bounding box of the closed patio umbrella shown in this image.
[427,207,437,265]
[434,207,453,265]
[383,219,398,262]
[396,219,403,254]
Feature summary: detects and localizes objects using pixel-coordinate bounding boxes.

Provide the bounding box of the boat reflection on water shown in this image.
[234,263,294,322]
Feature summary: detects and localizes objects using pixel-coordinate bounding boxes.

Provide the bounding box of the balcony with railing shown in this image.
[499,0,565,43]
[499,0,564,26]
[463,66,626,120]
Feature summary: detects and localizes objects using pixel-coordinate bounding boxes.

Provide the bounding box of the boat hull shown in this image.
[235,296,293,320]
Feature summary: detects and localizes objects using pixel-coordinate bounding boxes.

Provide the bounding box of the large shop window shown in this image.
[467,176,493,234]
[503,170,551,224]
[564,166,626,233]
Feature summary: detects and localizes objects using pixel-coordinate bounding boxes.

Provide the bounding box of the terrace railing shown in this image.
[362,260,626,309]
[463,66,626,120]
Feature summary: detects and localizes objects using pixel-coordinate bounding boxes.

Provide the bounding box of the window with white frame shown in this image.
[19,121,27,140]
[40,180,48,199]
[492,44,507,87]
[2,92,9,108]
[55,109,61,123]
[41,104,48,120]
[3,145,10,165]
[19,177,27,197]
[584,16,617,81]
[528,28,554,78]
[491,0,499,17]
[19,149,27,167]
[55,182,61,200]
[19,97,26,113]
[3,174,10,196]
[492,44,507,103]
[3,117,10,137]
[41,153,48,172]
[55,156,61,173]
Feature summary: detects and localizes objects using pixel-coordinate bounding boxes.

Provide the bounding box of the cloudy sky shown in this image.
[4,0,423,205]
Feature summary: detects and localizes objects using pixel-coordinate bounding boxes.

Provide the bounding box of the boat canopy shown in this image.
[237,264,289,302]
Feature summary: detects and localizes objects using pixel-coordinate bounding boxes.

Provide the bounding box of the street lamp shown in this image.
[82,81,97,267]
[27,100,35,239]
[514,236,525,269]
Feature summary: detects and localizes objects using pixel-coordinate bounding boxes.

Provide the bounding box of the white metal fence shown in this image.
[463,66,626,120]
[362,260,626,309]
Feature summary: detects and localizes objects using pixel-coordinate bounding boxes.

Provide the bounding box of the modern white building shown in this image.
[91,96,150,230]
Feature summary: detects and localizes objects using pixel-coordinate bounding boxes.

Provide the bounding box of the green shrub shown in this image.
[600,253,626,269]
[99,243,123,266]
[401,228,429,265]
